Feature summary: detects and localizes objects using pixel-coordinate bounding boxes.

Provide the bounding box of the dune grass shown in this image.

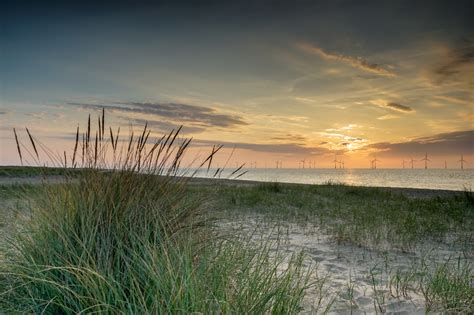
[0,113,312,314]
[419,260,473,312]
[388,257,474,313]
[201,182,473,312]
[212,182,474,252]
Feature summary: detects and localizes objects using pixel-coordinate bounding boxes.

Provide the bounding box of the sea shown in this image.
[193,168,473,191]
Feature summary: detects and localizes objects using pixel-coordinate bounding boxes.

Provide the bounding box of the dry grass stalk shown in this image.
[26,128,39,160]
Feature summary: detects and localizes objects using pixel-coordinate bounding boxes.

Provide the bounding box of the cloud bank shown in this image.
[69,101,247,132]
[364,130,473,157]
[193,139,331,156]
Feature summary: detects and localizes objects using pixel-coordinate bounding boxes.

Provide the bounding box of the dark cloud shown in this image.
[432,38,474,84]
[129,118,205,134]
[270,133,307,144]
[69,101,247,130]
[371,100,414,113]
[364,130,473,157]
[193,139,331,156]
[50,131,334,156]
[0,111,7,115]
[385,102,413,112]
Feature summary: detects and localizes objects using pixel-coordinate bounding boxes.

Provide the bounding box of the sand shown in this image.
[217,213,470,314]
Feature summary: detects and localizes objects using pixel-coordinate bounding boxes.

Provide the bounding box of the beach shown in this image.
[0,167,472,313]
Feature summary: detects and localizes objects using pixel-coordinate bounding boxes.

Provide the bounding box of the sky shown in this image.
[1,0,473,168]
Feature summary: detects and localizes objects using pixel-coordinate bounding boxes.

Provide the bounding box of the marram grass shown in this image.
[0,112,312,314]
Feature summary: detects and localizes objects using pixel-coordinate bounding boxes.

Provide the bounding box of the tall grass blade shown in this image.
[13,128,23,165]
[26,127,39,160]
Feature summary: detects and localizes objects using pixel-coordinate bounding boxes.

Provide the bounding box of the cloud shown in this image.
[314,131,367,151]
[325,124,362,132]
[315,131,365,142]
[193,139,331,156]
[363,130,473,157]
[370,99,414,113]
[270,133,308,144]
[432,38,474,84]
[435,95,471,106]
[25,111,48,119]
[69,101,247,130]
[386,102,413,112]
[377,114,399,120]
[128,118,205,134]
[296,42,396,77]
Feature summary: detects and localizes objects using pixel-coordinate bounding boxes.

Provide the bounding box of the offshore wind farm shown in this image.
[197,153,473,190]
[184,149,474,191]
[195,167,473,191]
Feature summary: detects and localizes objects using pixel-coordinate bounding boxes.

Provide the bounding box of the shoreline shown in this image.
[0,166,470,196]
[0,173,466,199]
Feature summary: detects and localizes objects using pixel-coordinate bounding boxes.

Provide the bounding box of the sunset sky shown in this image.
[1,1,473,168]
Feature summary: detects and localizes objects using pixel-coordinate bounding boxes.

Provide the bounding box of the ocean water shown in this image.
[194,168,473,191]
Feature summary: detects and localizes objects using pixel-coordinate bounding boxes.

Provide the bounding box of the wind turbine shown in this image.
[372,155,380,169]
[410,157,415,169]
[333,155,338,169]
[342,159,345,169]
[458,155,467,169]
[402,160,406,169]
[420,152,430,169]
[444,160,447,169]
[301,159,306,169]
